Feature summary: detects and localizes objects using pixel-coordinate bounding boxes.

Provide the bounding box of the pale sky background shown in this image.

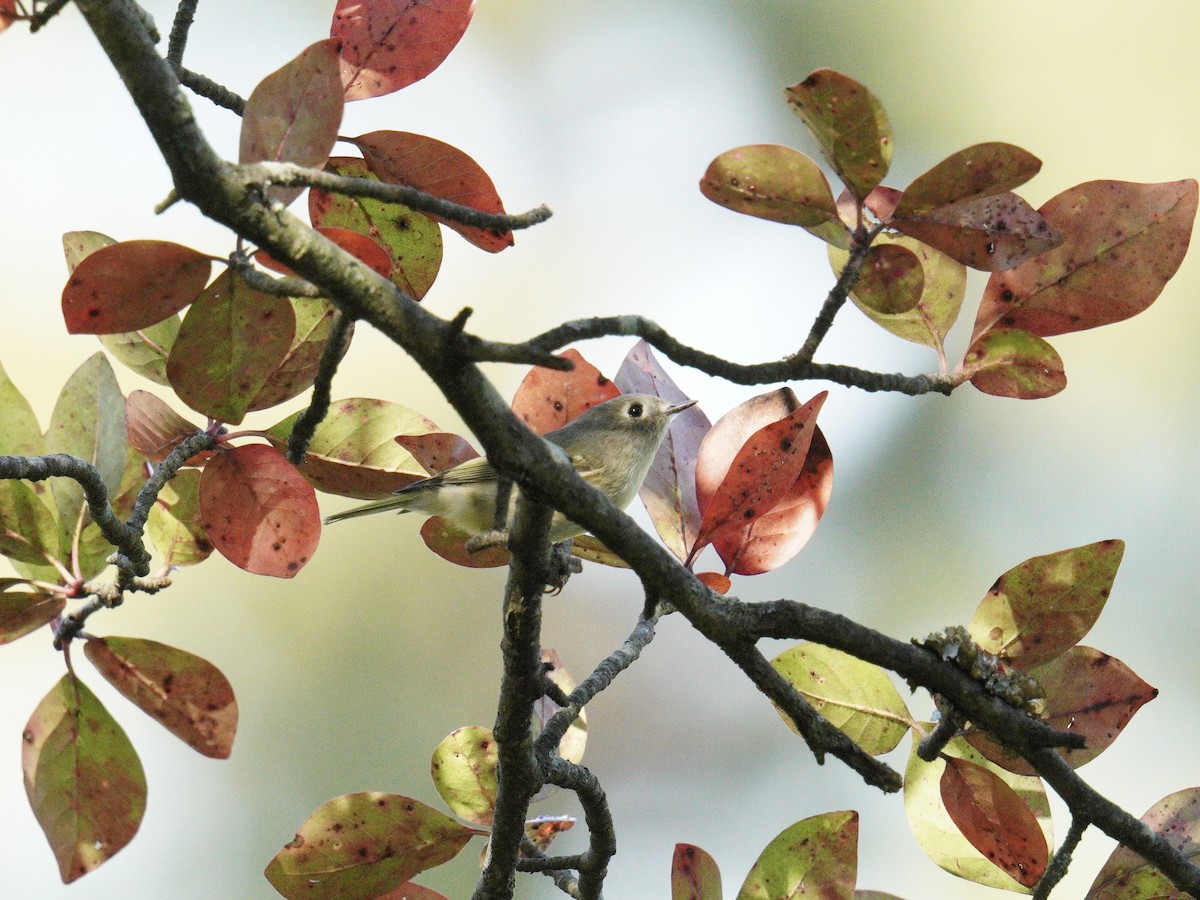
[2,1,1199,898]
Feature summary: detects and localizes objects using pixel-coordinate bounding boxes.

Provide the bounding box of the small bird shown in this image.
[324,393,698,541]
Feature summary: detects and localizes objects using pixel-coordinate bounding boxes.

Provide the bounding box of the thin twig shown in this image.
[165,0,197,64]
[288,311,354,464]
[1034,815,1088,900]
[793,222,884,364]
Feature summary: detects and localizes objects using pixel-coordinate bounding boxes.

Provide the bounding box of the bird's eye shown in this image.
[627,402,644,418]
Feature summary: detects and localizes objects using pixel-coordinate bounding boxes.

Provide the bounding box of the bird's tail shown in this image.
[323,497,411,525]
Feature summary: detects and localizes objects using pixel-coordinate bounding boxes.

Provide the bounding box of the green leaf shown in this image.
[22,673,146,883]
[673,844,723,900]
[939,756,1048,888]
[0,480,62,566]
[0,588,64,645]
[960,328,1066,399]
[239,39,344,206]
[0,357,45,456]
[430,726,497,826]
[1087,788,1200,898]
[166,270,296,425]
[264,792,482,898]
[146,469,213,567]
[265,397,436,499]
[45,352,127,534]
[310,157,444,298]
[829,233,966,350]
[699,144,839,229]
[736,810,858,900]
[785,69,892,200]
[905,733,1051,893]
[973,179,1199,340]
[969,539,1123,667]
[771,643,910,755]
[84,636,237,759]
[75,447,142,580]
[98,318,181,386]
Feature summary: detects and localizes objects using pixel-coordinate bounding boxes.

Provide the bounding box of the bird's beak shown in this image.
[667,399,699,416]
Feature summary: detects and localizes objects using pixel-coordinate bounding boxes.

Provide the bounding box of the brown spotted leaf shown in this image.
[699,144,839,232]
[939,756,1048,888]
[672,843,722,900]
[419,517,508,569]
[1087,789,1200,898]
[264,792,483,897]
[851,243,923,314]
[22,673,146,883]
[394,432,479,476]
[973,179,1199,340]
[0,588,64,645]
[249,299,352,412]
[84,636,237,759]
[198,444,320,578]
[786,69,892,200]
[430,726,497,826]
[62,240,211,335]
[333,0,475,101]
[960,328,1066,399]
[511,349,620,435]
[239,38,344,207]
[894,143,1043,216]
[146,469,213,568]
[353,130,513,251]
[737,810,858,900]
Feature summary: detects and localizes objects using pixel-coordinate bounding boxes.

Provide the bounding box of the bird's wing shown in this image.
[406,455,498,492]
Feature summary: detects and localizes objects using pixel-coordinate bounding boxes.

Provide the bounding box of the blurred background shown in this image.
[2,1,1199,897]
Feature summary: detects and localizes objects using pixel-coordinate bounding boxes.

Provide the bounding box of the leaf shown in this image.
[510,349,620,434]
[166,270,296,425]
[239,39,344,207]
[535,648,587,765]
[830,232,967,349]
[692,392,826,560]
[785,69,892,200]
[848,243,923,314]
[0,357,44,456]
[525,816,575,852]
[310,157,444,298]
[960,328,1066,399]
[736,810,858,900]
[198,444,320,578]
[905,734,1052,892]
[699,144,839,232]
[1087,788,1200,898]
[354,130,513,251]
[249,298,352,412]
[265,398,436,499]
[771,643,909,755]
[614,340,710,562]
[394,432,479,475]
[939,756,1047,888]
[0,480,64,565]
[418,516,508,568]
[22,673,146,883]
[333,0,475,101]
[672,843,723,900]
[713,426,832,576]
[430,726,497,826]
[83,636,237,759]
[969,539,1124,667]
[695,571,731,594]
[264,792,482,898]
[569,533,629,569]
[99,319,181,386]
[61,240,212,335]
[894,143,1043,216]
[969,646,1157,775]
[972,179,1199,341]
[146,469,213,567]
[125,390,204,462]
[46,352,127,533]
[890,192,1062,272]
[0,589,64,645]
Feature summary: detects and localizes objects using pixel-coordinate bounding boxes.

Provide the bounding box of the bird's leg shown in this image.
[544,539,582,594]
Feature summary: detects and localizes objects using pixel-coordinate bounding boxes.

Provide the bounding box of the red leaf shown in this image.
[694,572,731,595]
[83,636,238,759]
[198,444,320,578]
[510,349,620,435]
[713,426,833,575]
[671,843,723,900]
[420,517,508,568]
[353,130,513,251]
[394,432,479,476]
[614,340,710,562]
[257,227,392,279]
[61,240,211,334]
[333,0,475,101]
[0,590,64,645]
[239,39,344,207]
[973,179,1199,340]
[852,243,924,314]
[692,392,827,561]
[125,391,205,462]
[940,756,1048,887]
[0,1,17,32]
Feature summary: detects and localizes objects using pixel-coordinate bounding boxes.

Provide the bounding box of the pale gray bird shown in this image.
[324,393,697,541]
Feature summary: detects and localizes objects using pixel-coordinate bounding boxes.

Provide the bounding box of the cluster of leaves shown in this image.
[701,69,1197,397]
